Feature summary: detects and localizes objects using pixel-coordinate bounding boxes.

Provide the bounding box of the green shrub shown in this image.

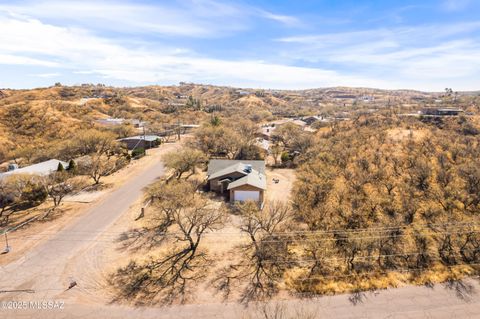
[21,179,47,205]
[67,159,77,173]
[281,151,291,163]
[132,147,145,158]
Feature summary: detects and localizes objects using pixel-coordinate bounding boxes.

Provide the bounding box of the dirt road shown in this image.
[0,144,176,302]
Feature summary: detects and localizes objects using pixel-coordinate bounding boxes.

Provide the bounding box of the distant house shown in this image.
[207,160,266,203]
[361,95,374,102]
[0,159,68,179]
[236,90,250,96]
[420,108,464,116]
[301,116,323,126]
[118,135,161,150]
[96,118,125,126]
[96,118,145,128]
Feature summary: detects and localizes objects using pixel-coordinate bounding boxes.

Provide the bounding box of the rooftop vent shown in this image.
[244,164,252,173]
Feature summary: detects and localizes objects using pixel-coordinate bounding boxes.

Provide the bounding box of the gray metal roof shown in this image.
[0,159,68,178]
[208,162,244,180]
[118,135,161,142]
[207,160,265,176]
[227,170,267,190]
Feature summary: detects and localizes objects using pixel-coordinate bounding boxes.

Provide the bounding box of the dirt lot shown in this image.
[265,168,296,203]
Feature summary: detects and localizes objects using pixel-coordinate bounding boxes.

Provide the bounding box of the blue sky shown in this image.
[1,0,480,90]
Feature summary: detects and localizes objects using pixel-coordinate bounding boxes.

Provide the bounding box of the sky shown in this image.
[1,0,480,91]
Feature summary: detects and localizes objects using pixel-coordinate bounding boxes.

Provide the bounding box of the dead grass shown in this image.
[286,264,478,296]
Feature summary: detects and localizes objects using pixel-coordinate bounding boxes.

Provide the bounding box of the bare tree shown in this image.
[112,186,225,304]
[119,180,200,251]
[41,172,86,212]
[0,178,21,226]
[270,142,284,167]
[162,148,207,180]
[66,129,119,157]
[79,155,126,185]
[215,201,293,303]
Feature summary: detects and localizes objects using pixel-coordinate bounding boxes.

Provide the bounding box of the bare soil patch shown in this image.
[265,168,296,203]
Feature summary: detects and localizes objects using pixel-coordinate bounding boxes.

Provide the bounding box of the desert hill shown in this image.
[0,83,478,165]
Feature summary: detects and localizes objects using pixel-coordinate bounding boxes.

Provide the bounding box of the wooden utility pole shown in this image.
[177,119,181,141]
[143,124,147,155]
[3,232,10,254]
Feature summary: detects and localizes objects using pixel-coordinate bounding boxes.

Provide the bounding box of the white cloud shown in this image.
[442,0,473,11]
[0,0,298,38]
[258,10,301,26]
[29,72,61,78]
[275,23,480,90]
[1,2,480,91]
[0,53,59,67]
[0,12,383,89]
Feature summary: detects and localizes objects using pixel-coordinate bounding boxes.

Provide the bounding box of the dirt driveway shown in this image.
[265,168,296,202]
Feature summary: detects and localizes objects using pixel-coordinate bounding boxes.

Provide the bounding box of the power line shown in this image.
[5,229,480,244]
[230,251,480,266]
[4,221,479,239]
[293,262,480,282]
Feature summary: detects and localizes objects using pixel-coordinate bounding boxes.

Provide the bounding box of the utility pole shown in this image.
[143,123,147,155]
[177,118,181,141]
[3,232,10,254]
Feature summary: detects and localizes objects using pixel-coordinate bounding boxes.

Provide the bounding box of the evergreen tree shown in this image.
[67,159,77,173]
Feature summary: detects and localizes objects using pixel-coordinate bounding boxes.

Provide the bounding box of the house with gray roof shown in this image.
[118,135,161,150]
[207,159,266,204]
[0,159,68,179]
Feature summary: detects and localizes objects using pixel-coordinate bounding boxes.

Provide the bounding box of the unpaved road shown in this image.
[0,145,174,303]
[1,141,480,318]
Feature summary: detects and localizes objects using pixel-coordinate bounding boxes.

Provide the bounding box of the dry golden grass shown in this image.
[285,264,477,296]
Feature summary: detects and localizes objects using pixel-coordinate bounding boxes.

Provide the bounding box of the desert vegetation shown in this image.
[108,111,480,305]
[1,84,480,306]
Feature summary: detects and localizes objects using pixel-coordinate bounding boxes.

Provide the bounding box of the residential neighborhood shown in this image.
[1,1,480,319]
[118,135,161,151]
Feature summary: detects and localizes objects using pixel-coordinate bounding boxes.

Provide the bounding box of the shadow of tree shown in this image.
[116,227,167,252]
[348,290,367,305]
[108,248,210,306]
[443,279,476,302]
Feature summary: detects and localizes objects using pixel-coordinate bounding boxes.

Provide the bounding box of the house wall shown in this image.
[120,139,154,150]
[209,171,245,192]
[229,184,264,203]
